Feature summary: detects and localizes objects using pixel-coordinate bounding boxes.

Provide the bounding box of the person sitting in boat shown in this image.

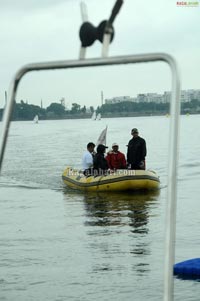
[93,144,109,176]
[106,143,126,170]
[82,142,95,176]
[127,128,146,170]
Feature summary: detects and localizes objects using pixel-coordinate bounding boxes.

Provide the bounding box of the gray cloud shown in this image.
[0,0,199,108]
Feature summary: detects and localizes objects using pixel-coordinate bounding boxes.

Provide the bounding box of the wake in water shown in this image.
[0,174,63,191]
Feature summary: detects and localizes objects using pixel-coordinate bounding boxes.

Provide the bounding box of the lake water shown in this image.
[0,115,199,300]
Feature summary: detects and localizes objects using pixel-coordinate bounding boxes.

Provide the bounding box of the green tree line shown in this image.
[96,99,200,116]
[0,99,200,121]
[0,101,94,121]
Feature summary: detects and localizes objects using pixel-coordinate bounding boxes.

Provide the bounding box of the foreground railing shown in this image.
[0,53,180,301]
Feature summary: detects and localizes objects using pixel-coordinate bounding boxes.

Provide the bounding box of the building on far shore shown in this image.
[105,96,133,104]
[105,89,200,105]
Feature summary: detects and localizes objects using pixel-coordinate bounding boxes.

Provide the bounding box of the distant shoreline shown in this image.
[1,111,198,122]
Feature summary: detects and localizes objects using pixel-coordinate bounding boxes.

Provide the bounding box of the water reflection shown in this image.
[63,188,161,277]
[86,192,161,265]
[83,191,160,233]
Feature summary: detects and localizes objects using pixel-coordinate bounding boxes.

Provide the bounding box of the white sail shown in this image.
[96,126,107,147]
[33,115,39,123]
[91,111,96,120]
[96,113,101,120]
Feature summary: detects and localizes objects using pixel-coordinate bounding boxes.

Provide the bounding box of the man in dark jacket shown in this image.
[93,144,109,175]
[127,128,147,170]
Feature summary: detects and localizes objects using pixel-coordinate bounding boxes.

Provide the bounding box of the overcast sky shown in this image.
[0,0,199,109]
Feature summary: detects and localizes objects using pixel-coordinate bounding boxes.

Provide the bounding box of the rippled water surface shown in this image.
[0,116,200,300]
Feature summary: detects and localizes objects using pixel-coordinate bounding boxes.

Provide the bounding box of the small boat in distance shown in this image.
[33,115,39,123]
[96,113,101,120]
[91,111,96,120]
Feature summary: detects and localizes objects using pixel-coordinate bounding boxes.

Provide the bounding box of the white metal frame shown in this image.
[0,53,180,300]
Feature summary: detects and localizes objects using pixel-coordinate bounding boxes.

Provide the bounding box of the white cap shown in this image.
[112,143,119,147]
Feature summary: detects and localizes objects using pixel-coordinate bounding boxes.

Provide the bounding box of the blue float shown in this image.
[174,258,200,279]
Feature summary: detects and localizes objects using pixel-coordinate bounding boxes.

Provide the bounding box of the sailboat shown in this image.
[96,126,107,146]
[33,115,39,123]
[96,113,101,120]
[91,111,96,120]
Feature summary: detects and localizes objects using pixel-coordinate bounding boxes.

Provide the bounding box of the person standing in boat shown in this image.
[127,128,147,170]
[82,142,95,176]
[106,143,126,170]
[93,144,109,176]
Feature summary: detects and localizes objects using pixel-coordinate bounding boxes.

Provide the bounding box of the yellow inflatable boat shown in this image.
[62,167,160,192]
